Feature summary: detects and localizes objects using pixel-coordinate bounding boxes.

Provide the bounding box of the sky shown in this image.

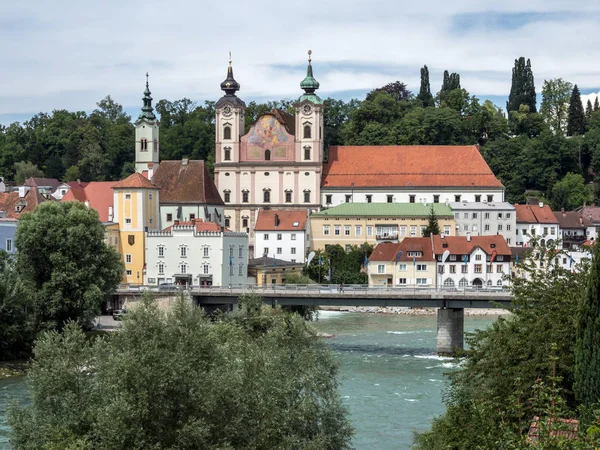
[1,0,600,125]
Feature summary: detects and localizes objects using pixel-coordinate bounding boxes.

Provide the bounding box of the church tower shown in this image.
[215,53,246,165]
[135,73,160,175]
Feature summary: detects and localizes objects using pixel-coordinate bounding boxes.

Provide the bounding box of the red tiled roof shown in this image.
[577,205,600,223]
[553,210,593,229]
[0,187,49,219]
[322,146,503,188]
[432,235,511,256]
[112,172,157,189]
[369,238,435,262]
[162,219,222,233]
[514,204,558,224]
[254,209,308,231]
[61,181,117,222]
[152,160,224,205]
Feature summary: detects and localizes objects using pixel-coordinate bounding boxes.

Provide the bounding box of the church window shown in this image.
[140,138,148,151]
[223,190,230,203]
[225,218,230,227]
[285,191,292,203]
[264,190,271,203]
[223,126,231,140]
[242,190,249,203]
[304,191,311,203]
[224,147,231,161]
[304,146,311,160]
[304,125,311,139]
[265,149,271,161]
[242,217,248,228]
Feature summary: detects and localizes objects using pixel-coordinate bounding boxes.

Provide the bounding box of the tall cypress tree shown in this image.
[417,65,435,107]
[567,84,586,136]
[595,96,600,112]
[507,57,537,113]
[586,99,593,122]
[574,242,600,408]
[439,70,461,104]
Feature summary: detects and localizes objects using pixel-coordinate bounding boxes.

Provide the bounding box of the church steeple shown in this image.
[298,50,323,105]
[220,52,240,97]
[140,73,156,120]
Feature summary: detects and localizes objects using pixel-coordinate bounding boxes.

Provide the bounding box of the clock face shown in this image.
[302,104,312,115]
[223,105,232,116]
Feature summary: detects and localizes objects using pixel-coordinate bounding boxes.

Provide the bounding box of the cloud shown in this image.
[1,0,600,123]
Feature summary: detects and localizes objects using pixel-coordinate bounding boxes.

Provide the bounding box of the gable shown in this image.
[240,114,295,162]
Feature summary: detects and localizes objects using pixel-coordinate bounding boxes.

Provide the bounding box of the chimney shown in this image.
[174,220,180,226]
[539,202,544,208]
[182,158,188,166]
[561,207,565,213]
[108,206,113,222]
[191,218,196,225]
[441,233,445,239]
[467,234,471,242]
[148,162,155,179]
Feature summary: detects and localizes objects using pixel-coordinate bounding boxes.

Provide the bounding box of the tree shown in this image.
[15,201,123,330]
[549,172,593,211]
[586,99,594,125]
[507,57,537,114]
[417,65,435,107]
[13,160,43,184]
[595,97,599,112]
[8,295,353,449]
[366,81,412,102]
[575,241,600,408]
[423,205,440,237]
[540,78,573,135]
[567,84,586,136]
[438,71,461,105]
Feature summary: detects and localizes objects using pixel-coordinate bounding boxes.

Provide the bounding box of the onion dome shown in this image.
[220,52,240,96]
[140,73,156,120]
[298,50,323,105]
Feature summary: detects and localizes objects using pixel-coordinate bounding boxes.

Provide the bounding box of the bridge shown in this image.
[115,284,513,355]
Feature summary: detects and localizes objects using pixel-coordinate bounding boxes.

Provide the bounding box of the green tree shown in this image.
[417,65,435,107]
[540,78,573,135]
[14,160,44,184]
[8,295,353,449]
[574,241,600,408]
[550,172,593,211]
[437,70,461,105]
[0,253,34,360]
[586,99,594,126]
[507,57,537,114]
[567,84,586,136]
[15,201,123,330]
[595,97,599,111]
[423,204,440,237]
[63,165,80,182]
[395,106,464,145]
[366,81,412,102]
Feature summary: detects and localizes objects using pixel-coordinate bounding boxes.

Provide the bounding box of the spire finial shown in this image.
[145,72,149,87]
[139,73,156,121]
[229,51,232,68]
[308,49,312,64]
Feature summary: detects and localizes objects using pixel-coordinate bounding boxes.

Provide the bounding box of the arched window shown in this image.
[443,278,455,287]
[487,279,493,286]
[223,126,231,140]
[223,190,230,203]
[303,190,310,203]
[497,280,503,286]
[224,147,231,161]
[225,217,230,227]
[140,138,148,151]
[263,190,270,203]
[265,149,271,161]
[458,277,468,287]
[304,125,311,139]
[242,190,249,203]
[242,217,248,228]
[304,146,311,161]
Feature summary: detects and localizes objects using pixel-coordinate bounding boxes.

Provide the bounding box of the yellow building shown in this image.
[112,172,160,284]
[310,203,455,251]
[367,238,437,287]
[247,256,304,286]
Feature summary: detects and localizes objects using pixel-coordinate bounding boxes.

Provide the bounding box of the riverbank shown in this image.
[0,361,28,379]
[320,306,511,316]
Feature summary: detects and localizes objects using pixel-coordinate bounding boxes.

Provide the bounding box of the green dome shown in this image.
[300,51,320,94]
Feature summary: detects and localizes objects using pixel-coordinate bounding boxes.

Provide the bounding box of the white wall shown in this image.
[255,229,307,263]
[515,223,560,246]
[438,247,510,288]
[159,204,225,229]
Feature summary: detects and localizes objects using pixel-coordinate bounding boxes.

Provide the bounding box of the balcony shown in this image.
[376,233,399,241]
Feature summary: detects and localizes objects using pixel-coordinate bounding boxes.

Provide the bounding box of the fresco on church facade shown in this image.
[241,115,295,161]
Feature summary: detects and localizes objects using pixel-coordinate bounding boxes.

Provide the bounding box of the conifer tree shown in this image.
[574,242,600,408]
[595,96,600,111]
[507,57,537,113]
[586,99,593,123]
[417,65,435,107]
[423,205,440,237]
[567,84,586,136]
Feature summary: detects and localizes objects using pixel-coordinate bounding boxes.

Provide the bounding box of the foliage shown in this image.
[550,172,593,211]
[15,201,123,330]
[541,78,573,135]
[423,204,440,237]
[366,81,412,102]
[417,65,435,107]
[507,57,537,114]
[14,161,43,184]
[414,239,591,449]
[568,85,587,137]
[0,253,35,360]
[8,295,353,449]
[575,241,600,408]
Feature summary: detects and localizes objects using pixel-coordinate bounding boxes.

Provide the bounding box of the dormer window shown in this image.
[223,126,231,140]
[304,125,311,139]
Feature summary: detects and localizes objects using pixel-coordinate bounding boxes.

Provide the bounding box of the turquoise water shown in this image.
[0,312,497,450]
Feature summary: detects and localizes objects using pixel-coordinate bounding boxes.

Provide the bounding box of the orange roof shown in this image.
[369,238,435,262]
[152,160,224,205]
[514,204,558,224]
[61,181,117,222]
[254,209,308,231]
[112,172,157,190]
[0,187,48,218]
[322,146,503,188]
[162,219,222,233]
[432,235,511,256]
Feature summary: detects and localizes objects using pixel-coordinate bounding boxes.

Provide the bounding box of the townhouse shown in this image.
[254,209,309,263]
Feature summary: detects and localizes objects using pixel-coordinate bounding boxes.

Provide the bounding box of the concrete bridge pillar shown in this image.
[437,308,464,356]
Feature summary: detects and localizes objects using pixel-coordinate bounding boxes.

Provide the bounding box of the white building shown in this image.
[432,234,511,289]
[321,145,505,207]
[145,219,248,287]
[514,203,560,247]
[449,201,516,245]
[254,210,309,263]
[552,209,596,251]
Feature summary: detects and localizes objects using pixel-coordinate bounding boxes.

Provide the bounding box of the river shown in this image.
[0,311,497,450]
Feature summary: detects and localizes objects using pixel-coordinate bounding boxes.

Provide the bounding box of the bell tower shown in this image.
[135,73,160,174]
[295,50,324,164]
